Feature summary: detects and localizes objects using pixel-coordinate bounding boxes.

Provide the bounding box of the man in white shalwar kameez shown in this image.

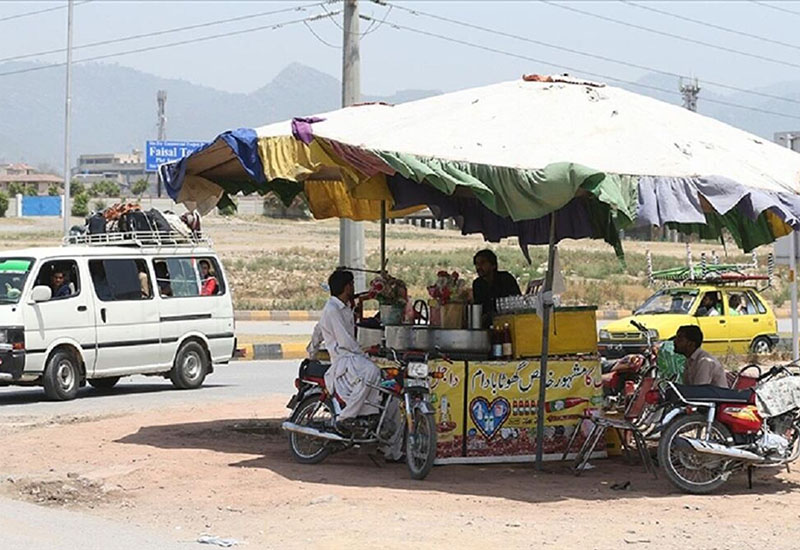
[307,270,403,459]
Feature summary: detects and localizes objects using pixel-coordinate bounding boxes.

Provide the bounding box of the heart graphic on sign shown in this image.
[469,397,511,440]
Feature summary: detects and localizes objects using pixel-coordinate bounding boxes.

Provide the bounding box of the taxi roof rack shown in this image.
[63,230,211,248]
[646,246,774,289]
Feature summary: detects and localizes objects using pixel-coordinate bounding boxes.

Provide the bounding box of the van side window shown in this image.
[35,260,80,300]
[154,257,225,298]
[89,259,152,301]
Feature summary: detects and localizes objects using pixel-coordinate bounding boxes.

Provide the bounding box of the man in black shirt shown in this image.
[472,249,520,327]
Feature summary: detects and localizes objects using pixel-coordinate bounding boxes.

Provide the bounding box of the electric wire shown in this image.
[750,1,800,17]
[0,1,90,24]
[0,11,341,79]
[541,0,800,71]
[0,2,330,65]
[359,14,800,122]
[622,1,800,52]
[378,1,800,107]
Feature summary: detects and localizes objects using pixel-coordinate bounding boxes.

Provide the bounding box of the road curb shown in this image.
[235,309,638,321]
[236,342,307,361]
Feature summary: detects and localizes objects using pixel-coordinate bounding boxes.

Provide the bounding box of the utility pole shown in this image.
[157,90,167,197]
[62,0,74,236]
[340,0,366,290]
[679,77,700,112]
[779,133,799,362]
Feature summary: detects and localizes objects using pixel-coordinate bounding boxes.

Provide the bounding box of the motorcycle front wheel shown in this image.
[288,394,334,464]
[658,413,733,495]
[406,409,437,480]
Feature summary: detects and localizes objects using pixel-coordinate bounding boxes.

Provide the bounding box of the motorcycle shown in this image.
[282,348,440,480]
[658,363,800,494]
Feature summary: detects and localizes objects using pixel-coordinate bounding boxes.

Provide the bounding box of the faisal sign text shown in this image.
[145,140,207,171]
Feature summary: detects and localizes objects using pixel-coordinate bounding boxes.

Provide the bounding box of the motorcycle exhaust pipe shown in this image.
[281,421,347,442]
[677,437,765,463]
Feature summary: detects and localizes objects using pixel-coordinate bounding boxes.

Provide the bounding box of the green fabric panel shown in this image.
[669,208,777,252]
[372,151,638,227]
[218,178,303,207]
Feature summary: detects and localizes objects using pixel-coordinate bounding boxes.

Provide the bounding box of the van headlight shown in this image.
[407,362,429,378]
[0,329,6,344]
[598,330,610,341]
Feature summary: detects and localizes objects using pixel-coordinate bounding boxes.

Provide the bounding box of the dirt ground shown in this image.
[1,395,799,549]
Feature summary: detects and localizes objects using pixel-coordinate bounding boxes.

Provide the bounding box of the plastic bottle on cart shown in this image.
[490,325,502,359]
[502,323,513,360]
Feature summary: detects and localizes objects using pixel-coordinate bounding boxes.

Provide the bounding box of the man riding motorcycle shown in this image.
[306,269,403,460]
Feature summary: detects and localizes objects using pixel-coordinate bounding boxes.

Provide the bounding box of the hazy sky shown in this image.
[1,0,799,106]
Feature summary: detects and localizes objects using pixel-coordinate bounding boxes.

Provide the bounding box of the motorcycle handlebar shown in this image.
[629,320,648,333]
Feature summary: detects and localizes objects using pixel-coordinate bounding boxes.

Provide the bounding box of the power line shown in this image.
[623,1,800,52]
[751,1,800,17]
[0,2,330,65]
[379,1,800,107]
[304,20,340,48]
[541,0,800,71]
[359,14,800,122]
[0,11,341,79]
[0,0,90,24]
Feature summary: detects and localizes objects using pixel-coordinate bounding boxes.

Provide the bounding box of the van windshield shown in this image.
[0,258,33,304]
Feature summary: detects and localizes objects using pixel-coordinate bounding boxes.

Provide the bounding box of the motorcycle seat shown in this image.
[300,359,331,380]
[669,383,753,404]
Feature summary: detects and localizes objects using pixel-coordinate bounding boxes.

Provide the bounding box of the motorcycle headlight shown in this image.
[598,330,610,341]
[407,362,429,378]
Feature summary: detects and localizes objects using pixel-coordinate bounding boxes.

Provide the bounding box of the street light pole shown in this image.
[784,133,799,362]
[62,0,74,236]
[340,0,366,290]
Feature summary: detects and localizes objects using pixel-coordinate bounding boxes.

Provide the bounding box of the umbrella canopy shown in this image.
[162,74,800,254]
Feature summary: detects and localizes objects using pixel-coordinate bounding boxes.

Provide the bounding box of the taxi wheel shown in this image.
[751,337,773,355]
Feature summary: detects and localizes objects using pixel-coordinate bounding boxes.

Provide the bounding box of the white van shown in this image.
[0,232,235,400]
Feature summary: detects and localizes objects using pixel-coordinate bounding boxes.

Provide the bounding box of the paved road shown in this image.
[0,360,298,421]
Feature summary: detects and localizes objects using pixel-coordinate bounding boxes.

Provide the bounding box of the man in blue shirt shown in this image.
[50,270,72,299]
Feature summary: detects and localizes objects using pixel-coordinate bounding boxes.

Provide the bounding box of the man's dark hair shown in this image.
[473,249,498,268]
[328,269,354,296]
[677,325,703,347]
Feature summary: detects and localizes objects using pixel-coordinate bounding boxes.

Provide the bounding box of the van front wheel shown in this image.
[170,341,208,390]
[43,350,80,401]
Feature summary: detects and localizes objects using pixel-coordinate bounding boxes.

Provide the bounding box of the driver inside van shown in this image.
[50,270,72,299]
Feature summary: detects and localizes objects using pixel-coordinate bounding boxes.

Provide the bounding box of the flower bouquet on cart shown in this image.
[368,273,408,325]
[427,271,470,328]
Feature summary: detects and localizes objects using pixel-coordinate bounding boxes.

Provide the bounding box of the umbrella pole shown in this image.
[535,212,557,470]
[380,200,387,275]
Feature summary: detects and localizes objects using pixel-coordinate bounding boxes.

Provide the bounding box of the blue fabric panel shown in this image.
[161,127,263,200]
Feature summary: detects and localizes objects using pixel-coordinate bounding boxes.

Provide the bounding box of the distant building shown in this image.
[0,163,62,195]
[73,150,148,187]
[774,131,800,152]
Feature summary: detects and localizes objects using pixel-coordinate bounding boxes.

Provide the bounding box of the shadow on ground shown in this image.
[116,416,800,504]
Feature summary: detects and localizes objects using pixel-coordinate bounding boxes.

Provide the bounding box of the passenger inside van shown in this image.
[154,261,173,297]
[50,270,73,298]
[138,263,151,298]
[199,259,219,296]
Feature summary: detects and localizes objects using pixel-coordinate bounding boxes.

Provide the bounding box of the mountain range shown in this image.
[0,61,797,170]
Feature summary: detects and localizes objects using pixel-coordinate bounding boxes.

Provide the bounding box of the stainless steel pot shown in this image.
[384,326,489,354]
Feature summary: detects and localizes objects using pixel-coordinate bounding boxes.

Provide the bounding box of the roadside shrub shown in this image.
[93,199,107,212]
[48,184,61,196]
[72,192,89,217]
[0,191,8,217]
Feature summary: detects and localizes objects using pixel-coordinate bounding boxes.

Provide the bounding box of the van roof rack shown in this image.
[63,231,211,248]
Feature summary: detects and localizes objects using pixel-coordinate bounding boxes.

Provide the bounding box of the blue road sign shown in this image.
[145,140,207,171]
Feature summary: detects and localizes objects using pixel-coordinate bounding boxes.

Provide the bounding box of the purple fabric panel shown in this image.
[325,140,394,178]
[694,176,750,215]
[290,117,325,145]
[636,176,706,226]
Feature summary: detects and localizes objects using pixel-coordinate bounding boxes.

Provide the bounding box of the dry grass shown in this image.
[0,215,784,311]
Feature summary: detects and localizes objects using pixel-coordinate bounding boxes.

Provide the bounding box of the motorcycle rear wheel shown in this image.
[658,413,733,495]
[288,394,334,464]
[406,410,437,480]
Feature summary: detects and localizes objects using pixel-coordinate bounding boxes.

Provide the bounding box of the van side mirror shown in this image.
[30,286,52,303]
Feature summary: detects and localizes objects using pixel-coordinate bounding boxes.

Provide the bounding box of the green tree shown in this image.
[71,192,89,217]
[91,180,120,198]
[23,184,38,196]
[0,191,8,217]
[93,199,107,212]
[70,180,85,196]
[7,182,24,196]
[131,179,149,199]
[48,184,61,196]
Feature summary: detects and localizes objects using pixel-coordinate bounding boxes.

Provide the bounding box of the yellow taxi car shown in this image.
[597,284,778,358]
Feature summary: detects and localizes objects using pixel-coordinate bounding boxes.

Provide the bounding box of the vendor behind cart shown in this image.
[472,249,521,327]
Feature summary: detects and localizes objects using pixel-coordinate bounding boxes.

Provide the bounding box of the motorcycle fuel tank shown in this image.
[718,404,762,434]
